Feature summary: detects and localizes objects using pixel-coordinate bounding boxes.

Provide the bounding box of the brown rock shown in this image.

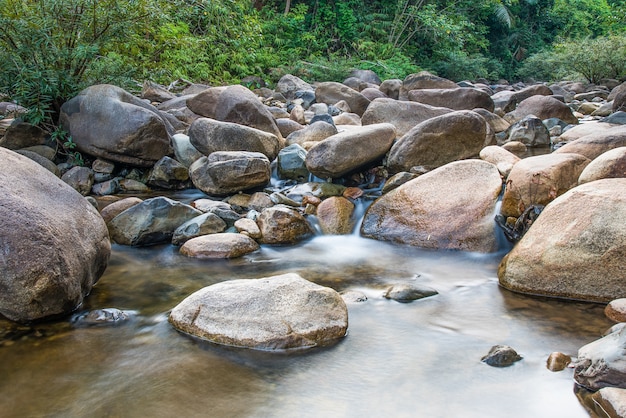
[408,88,494,112]
[606,298,626,323]
[362,98,452,138]
[315,82,371,116]
[555,125,626,160]
[258,206,313,244]
[316,196,355,235]
[179,233,259,259]
[579,147,626,184]
[100,197,143,224]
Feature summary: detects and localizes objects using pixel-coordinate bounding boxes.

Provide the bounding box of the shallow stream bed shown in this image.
[0,232,613,417]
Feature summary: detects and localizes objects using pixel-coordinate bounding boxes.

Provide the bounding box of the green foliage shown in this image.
[550,0,612,38]
[518,36,626,83]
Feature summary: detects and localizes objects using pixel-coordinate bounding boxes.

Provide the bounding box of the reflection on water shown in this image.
[0,235,613,418]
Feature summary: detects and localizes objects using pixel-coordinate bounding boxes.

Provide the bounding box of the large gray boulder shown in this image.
[169,273,348,350]
[108,196,202,246]
[187,85,282,139]
[361,98,452,138]
[0,148,110,322]
[407,88,494,112]
[189,151,271,196]
[59,84,173,167]
[188,117,281,161]
[500,153,590,218]
[505,115,551,147]
[361,160,502,252]
[315,82,371,116]
[386,110,487,173]
[305,123,396,179]
[499,178,626,302]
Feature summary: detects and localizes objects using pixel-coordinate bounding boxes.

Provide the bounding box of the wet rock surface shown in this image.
[481,345,523,367]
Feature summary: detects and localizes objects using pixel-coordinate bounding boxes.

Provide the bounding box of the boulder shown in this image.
[407,88,494,112]
[257,206,314,244]
[500,153,590,218]
[108,196,202,246]
[169,273,348,350]
[314,82,370,116]
[0,121,47,150]
[61,166,95,196]
[277,118,304,138]
[172,213,227,245]
[578,147,626,184]
[574,325,626,390]
[0,148,110,322]
[316,196,355,235]
[361,160,502,252]
[472,108,510,133]
[189,151,271,196]
[591,388,626,418]
[558,122,618,142]
[141,80,175,103]
[234,218,262,239]
[188,117,281,161]
[179,233,259,258]
[383,283,438,302]
[333,112,361,126]
[379,79,402,100]
[286,121,337,148]
[386,110,487,173]
[499,178,626,302]
[171,133,203,168]
[146,156,190,190]
[275,74,314,101]
[305,123,396,179]
[605,299,626,323]
[59,84,173,167]
[479,145,521,178]
[491,85,553,113]
[100,197,143,224]
[277,143,309,180]
[505,115,551,147]
[360,87,386,101]
[187,85,282,139]
[361,98,452,138]
[349,69,381,85]
[504,95,578,124]
[555,125,626,160]
[15,149,60,176]
[400,73,457,99]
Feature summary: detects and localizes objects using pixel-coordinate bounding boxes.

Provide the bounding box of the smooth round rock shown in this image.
[179,233,259,259]
[606,299,626,323]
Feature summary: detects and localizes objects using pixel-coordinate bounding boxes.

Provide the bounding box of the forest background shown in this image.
[0,0,624,131]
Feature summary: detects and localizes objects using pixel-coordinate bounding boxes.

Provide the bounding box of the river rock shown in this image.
[605,299,626,323]
[386,110,487,173]
[305,123,396,179]
[349,69,381,85]
[379,79,402,100]
[169,273,348,350]
[108,196,202,246]
[257,206,314,244]
[179,232,259,258]
[613,90,626,113]
[505,115,551,147]
[312,82,369,117]
[277,118,304,138]
[400,73,457,99]
[187,85,282,139]
[556,125,626,161]
[333,112,361,126]
[0,148,110,323]
[234,218,262,239]
[141,80,175,103]
[189,151,271,196]
[500,153,590,218]
[578,147,626,184]
[171,133,203,167]
[72,308,135,327]
[383,283,438,302]
[0,121,47,150]
[491,85,553,113]
[499,178,626,302]
[277,143,308,180]
[59,84,173,167]
[591,388,626,418]
[360,87,386,101]
[504,95,578,124]
[407,88,494,112]
[558,122,618,142]
[188,117,281,161]
[479,145,520,178]
[146,156,190,190]
[361,160,502,252]
[100,197,143,224]
[546,352,572,372]
[275,74,314,100]
[286,121,338,148]
[316,196,355,235]
[574,325,626,390]
[172,213,227,245]
[361,98,452,138]
[481,345,523,367]
[473,108,510,133]
[61,166,95,196]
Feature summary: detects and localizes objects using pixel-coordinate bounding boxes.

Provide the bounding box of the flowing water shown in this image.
[0,225,613,418]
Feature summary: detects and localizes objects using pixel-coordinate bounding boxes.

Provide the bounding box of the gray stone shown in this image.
[408,88,494,112]
[15,149,60,176]
[504,95,578,125]
[169,273,348,350]
[492,85,553,113]
[61,166,95,196]
[146,156,190,190]
[172,212,227,245]
[108,196,202,246]
[481,345,523,367]
[277,143,309,180]
[0,121,47,150]
[0,148,110,323]
[72,308,135,327]
[286,121,337,148]
[506,115,551,147]
[179,232,259,259]
[100,197,143,224]
[171,133,203,168]
[275,74,314,101]
[574,325,626,390]
[315,82,370,116]
[383,283,438,302]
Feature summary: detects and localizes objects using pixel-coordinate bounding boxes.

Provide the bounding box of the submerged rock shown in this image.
[481,345,523,367]
[71,308,135,327]
[383,283,438,303]
[169,273,348,350]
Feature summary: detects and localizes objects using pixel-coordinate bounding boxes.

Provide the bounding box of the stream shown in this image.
[0,211,613,417]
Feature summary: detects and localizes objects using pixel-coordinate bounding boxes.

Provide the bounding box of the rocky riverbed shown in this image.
[1,70,625,416]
